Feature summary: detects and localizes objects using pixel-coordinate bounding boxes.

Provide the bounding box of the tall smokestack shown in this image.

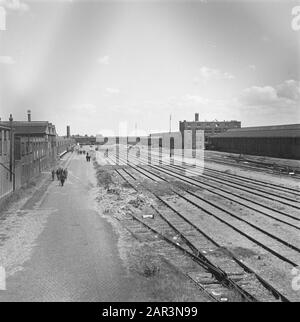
[67,125,70,138]
[195,113,199,122]
[27,110,31,122]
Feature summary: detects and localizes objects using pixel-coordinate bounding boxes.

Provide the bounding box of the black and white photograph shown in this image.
[0,0,299,306]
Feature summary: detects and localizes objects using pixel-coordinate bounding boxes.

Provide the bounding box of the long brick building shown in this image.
[0,112,75,204]
[0,123,13,203]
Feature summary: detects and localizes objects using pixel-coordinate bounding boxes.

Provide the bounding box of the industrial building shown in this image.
[96,129,205,156]
[1,112,57,188]
[208,124,300,160]
[179,113,241,147]
[73,135,96,145]
[0,123,13,202]
[0,111,75,203]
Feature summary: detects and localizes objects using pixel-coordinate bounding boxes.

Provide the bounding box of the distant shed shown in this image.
[208,124,300,160]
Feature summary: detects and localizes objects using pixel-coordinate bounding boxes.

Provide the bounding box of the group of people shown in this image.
[51,167,68,186]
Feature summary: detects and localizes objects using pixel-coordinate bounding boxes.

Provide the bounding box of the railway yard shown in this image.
[92,145,300,302]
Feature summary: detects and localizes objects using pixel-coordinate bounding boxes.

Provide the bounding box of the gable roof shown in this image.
[0,121,57,136]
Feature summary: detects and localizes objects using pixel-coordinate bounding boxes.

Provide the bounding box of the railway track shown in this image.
[202,153,300,179]
[148,163,300,220]
[123,149,300,208]
[175,166,300,202]
[101,149,300,299]
[116,221,224,302]
[96,147,300,294]
[112,166,290,302]
[163,158,300,200]
[140,149,300,196]
[110,149,300,227]
[116,161,300,263]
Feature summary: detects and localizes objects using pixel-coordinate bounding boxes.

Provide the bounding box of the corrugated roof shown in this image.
[211,124,300,138]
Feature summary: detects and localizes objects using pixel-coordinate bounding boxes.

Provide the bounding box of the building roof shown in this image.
[0,124,11,131]
[180,120,241,124]
[211,124,300,139]
[0,121,57,136]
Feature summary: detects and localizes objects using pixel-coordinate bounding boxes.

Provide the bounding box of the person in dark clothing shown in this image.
[60,173,66,186]
[56,168,61,180]
[51,169,55,181]
[63,168,68,179]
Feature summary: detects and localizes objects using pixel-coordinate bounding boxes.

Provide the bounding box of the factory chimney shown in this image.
[27,110,31,122]
[67,125,70,138]
[195,113,199,122]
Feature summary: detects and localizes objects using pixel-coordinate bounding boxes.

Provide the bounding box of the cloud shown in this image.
[167,94,235,116]
[97,55,110,65]
[276,80,300,101]
[0,56,15,64]
[239,86,278,106]
[198,66,235,81]
[239,80,300,108]
[0,0,29,12]
[105,87,120,95]
[180,80,299,122]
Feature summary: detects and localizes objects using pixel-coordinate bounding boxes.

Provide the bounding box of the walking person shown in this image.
[60,172,66,187]
[51,169,55,181]
[56,168,61,181]
[63,168,68,180]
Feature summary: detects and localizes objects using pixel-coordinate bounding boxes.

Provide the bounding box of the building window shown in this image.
[14,137,21,161]
[3,130,7,155]
[21,142,25,156]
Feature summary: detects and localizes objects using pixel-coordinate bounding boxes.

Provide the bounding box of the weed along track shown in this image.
[103,168,258,302]
[93,146,300,301]
[113,168,290,302]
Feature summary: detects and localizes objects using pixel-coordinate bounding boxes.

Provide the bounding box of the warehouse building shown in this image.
[179,113,241,147]
[208,124,300,160]
[0,112,75,192]
[1,118,57,188]
[0,123,13,202]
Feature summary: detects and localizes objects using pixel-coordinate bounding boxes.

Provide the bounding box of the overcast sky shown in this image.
[0,0,299,136]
